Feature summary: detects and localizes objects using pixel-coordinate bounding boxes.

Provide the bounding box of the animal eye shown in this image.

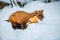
[15,22,19,25]
[38,15,41,16]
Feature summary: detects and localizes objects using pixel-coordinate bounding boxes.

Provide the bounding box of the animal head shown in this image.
[33,10,44,21]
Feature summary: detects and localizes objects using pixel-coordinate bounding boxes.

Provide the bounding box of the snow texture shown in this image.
[0,1,60,40]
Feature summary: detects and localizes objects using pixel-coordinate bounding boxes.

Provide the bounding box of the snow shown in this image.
[0,1,60,40]
[24,1,45,12]
[42,1,60,26]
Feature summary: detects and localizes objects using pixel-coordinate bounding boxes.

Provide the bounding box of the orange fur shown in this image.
[26,16,39,25]
[6,10,44,30]
[28,16,39,23]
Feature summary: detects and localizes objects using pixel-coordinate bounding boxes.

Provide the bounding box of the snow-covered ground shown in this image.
[0,1,60,40]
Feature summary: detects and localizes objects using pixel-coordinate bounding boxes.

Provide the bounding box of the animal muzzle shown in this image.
[38,16,44,21]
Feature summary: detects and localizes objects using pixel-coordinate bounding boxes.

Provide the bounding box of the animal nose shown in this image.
[42,16,44,18]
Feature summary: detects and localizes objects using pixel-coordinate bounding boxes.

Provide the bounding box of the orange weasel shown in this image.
[6,10,44,30]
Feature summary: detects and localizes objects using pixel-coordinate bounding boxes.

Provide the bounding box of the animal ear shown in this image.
[33,10,44,15]
[33,11,38,15]
[40,10,43,14]
[35,10,43,14]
